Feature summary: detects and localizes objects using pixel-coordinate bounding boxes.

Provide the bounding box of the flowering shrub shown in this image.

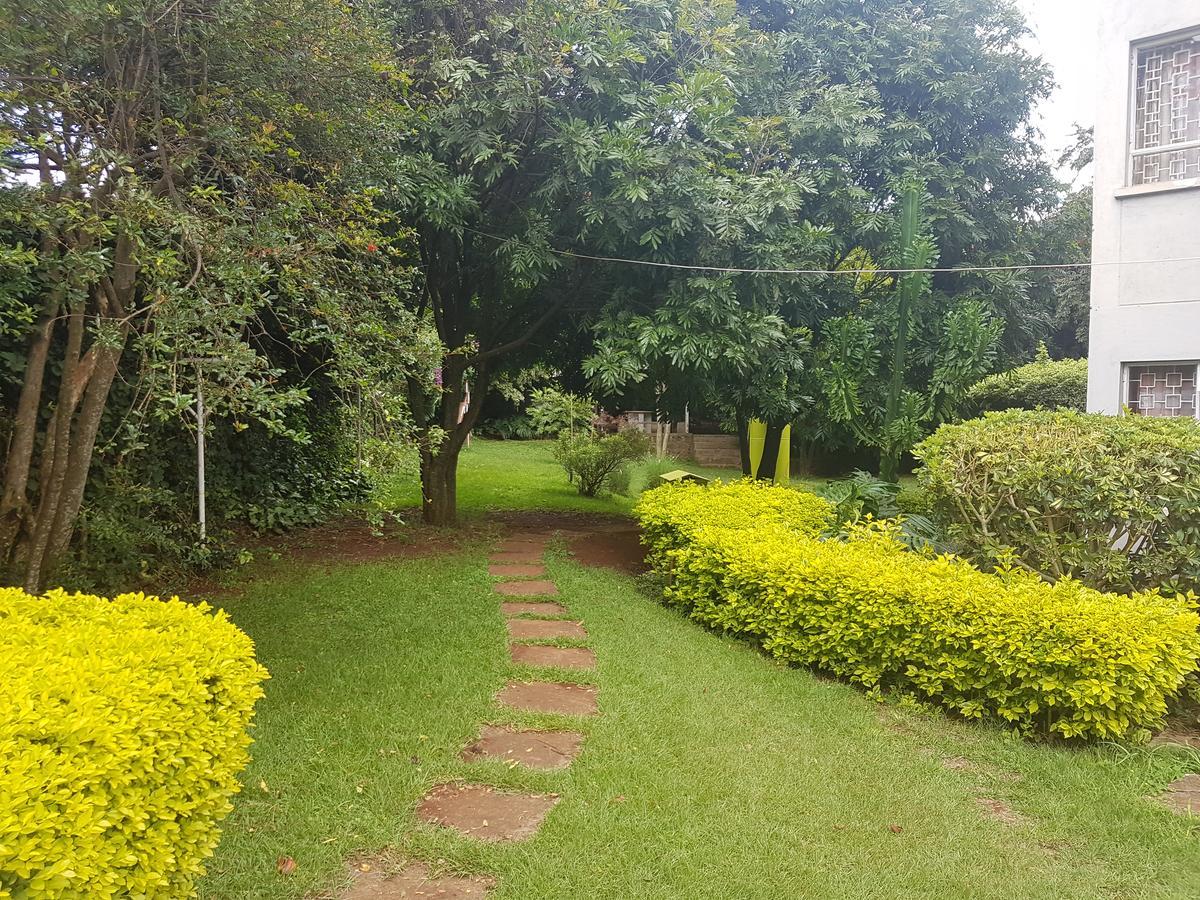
[638,482,1200,740]
[0,588,268,898]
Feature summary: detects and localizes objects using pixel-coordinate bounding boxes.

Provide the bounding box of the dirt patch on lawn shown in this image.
[273,515,484,566]
[566,525,647,575]
[485,509,648,575]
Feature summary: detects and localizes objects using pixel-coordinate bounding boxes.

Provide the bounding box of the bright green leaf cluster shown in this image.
[638,483,1200,740]
[0,589,268,898]
[636,479,833,569]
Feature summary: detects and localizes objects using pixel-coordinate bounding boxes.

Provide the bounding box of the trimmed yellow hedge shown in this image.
[637,479,833,567]
[0,588,268,898]
[638,484,1200,740]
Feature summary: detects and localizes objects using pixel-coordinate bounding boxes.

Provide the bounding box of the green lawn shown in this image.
[375,438,825,517]
[198,441,1200,898]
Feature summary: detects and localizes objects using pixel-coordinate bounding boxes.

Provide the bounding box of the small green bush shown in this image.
[964,348,1087,414]
[0,588,268,897]
[528,387,594,437]
[637,485,1200,740]
[553,429,651,497]
[915,410,1200,594]
[636,479,833,567]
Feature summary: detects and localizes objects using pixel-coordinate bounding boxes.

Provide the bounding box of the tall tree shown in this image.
[389,0,758,524]
[590,0,1057,473]
[0,0,414,588]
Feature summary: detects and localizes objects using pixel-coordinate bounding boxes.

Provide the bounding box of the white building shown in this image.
[1087,3,1200,417]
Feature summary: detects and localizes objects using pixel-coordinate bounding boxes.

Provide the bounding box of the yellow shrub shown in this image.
[0,588,268,898]
[636,479,833,567]
[639,484,1200,740]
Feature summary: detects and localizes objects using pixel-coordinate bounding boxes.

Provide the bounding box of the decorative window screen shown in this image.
[1125,364,1199,417]
[1133,35,1200,185]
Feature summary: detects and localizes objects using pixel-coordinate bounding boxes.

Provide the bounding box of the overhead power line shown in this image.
[463,226,1200,276]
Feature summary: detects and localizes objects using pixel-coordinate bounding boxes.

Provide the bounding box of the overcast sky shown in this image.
[1017,0,1102,181]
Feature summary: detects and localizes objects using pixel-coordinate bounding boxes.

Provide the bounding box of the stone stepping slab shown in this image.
[500,601,568,617]
[417,783,558,842]
[507,532,552,543]
[1161,774,1200,815]
[507,619,587,640]
[497,539,548,554]
[489,550,544,565]
[341,860,493,898]
[495,580,559,597]
[511,644,596,670]
[497,680,598,716]
[488,563,546,578]
[461,725,584,770]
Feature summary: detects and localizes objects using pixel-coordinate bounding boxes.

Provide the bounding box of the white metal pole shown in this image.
[197,378,207,542]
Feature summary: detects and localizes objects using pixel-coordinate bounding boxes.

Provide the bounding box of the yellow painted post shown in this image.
[748,419,766,478]
[747,419,790,484]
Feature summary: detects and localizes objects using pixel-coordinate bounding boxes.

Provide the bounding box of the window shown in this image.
[1132,33,1200,185]
[1124,363,1199,417]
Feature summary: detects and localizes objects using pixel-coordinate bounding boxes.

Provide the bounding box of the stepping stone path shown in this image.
[416,783,559,842]
[494,579,559,597]
[462,724,583,770]
[488,563,545,577]
[510,644,596,669]
[496,680,598,715]
[343,529,599,897]
[499,601,567,617]
[1161,774,1200,815]
[506,618,587,640]
[342,861,494,899]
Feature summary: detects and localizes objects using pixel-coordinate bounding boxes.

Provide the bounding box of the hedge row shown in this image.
[0,588,268,898]
[636,483,1200,740]
[638,478,833,568]
[964,352,1088,415]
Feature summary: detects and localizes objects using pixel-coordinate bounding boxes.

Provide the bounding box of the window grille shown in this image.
[1124,363,1199,417]
[1133,35,1200,185]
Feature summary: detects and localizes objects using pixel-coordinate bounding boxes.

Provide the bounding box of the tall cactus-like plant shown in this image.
[880,182,937,483]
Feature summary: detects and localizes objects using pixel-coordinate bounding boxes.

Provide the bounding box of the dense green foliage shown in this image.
[965,347,1088,414]
[588,0,1061,472]
[553,430,651,497]
[637,483,1200,740]
[1,0,1093,582]
[0,587,267,896]
[0,0,433,589]
[527,388,595,438]
[916,411,1200,594]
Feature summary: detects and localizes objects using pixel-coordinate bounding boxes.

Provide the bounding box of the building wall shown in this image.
[1087,2,1200,414]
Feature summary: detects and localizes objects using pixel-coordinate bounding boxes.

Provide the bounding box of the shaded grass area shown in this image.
[374,438,828,518]
[201,545,1200,899]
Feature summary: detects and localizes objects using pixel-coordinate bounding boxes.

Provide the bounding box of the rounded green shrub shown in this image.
[0,588,268,898]
[914,410,1200,594]
[965,351,1087,414]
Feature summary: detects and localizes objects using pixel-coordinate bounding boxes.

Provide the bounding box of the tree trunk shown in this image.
[0,302,57,570]
[736,413,752,476]
[420,447,459,526]
[417,358,491,527]
[756,421,786,483]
